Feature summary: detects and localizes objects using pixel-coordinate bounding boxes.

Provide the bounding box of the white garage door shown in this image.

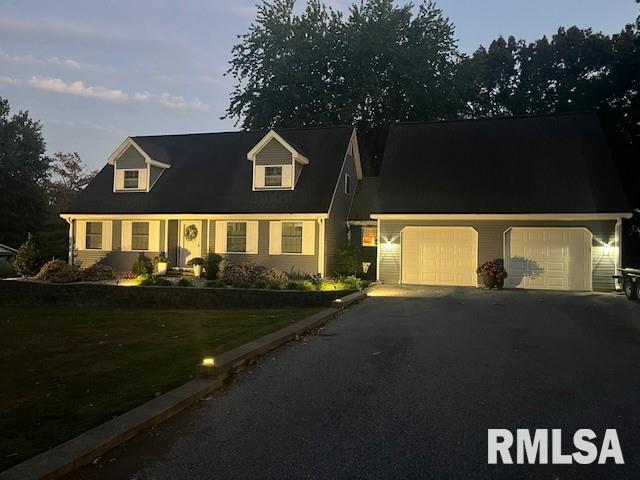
[401,227,478,286]
[505,227,592,291]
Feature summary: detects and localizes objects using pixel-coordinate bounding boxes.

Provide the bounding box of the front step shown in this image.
[166,268,195,277]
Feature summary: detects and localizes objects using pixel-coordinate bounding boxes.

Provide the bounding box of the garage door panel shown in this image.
[402,227,478,287]
[506,227,592,291]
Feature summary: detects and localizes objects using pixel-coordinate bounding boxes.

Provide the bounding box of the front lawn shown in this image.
[0,305,320,470]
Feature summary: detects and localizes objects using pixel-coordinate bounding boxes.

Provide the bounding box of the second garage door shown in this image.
[401,227,478,286]
[504,227,592,291]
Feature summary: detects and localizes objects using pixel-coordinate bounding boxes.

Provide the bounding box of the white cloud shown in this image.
[20,76,208,111]
[0,50,106,71]
[28,76,129,102]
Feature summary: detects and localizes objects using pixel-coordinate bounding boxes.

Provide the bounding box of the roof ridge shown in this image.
[132,125,353,140]
[393,110,596,127]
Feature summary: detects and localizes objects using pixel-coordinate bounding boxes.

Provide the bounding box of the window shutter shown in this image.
[121,221,132,251]
[214,221,227,253]
[138,168,148,190]
[150,221,160,251]
[103,221,113,250]
[246,221,259,254]
[302,221,315,255]
[269,221,282,255]
[76,221,86,250]
[254,166,265,188]
[281,165,293,188]
[115,170,125,190]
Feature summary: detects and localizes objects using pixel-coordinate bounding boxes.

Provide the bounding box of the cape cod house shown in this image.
[63,112,632,291]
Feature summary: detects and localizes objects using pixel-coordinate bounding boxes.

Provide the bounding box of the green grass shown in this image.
[0,304,321,470]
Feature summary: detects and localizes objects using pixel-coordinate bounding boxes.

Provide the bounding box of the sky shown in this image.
[0,0,638,169]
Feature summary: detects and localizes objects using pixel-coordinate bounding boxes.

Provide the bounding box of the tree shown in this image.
[13,233,42,276]
[48,152,97,213]
[0,97,50,247]
[226,0,461,172]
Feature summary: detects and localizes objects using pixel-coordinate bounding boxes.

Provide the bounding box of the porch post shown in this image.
[67,218,74,265]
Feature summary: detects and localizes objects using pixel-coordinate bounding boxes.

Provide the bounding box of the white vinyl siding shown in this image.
[75,220,112,251]
[215,221,258,254]
[121,221,160,252]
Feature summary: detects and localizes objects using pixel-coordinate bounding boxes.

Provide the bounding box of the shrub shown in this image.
[476,261,508,280]
[259,268,288,286]
[35,259,79,283]
[123,271,137,280]
[253,279,268,289]
[336,245,362,276]
[139,275,172,286]
[232,280,253,289]
[207,279,226,288]
[286,281,301,290]
[222,262,257,285]
[0,258,16,278]
[131,257,152,276]
[79,263,114,281]
[177,278,193,287]
[205,253,223,280]
[14,233,42,276]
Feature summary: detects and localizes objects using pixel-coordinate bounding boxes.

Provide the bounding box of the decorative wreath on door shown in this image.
[184,224,198,241]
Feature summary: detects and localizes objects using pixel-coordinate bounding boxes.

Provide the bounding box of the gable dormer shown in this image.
[107,137,170,193]
[247,130,309,191]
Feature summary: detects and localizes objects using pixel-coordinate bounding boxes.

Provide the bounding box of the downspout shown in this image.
[318,218,325,277]
[376,218,381,283]
[615,217,623,291]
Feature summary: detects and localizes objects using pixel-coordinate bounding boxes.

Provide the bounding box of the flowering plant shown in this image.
[476,261,508,280]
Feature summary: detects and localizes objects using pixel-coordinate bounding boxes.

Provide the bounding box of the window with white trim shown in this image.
[132,222,149,250]
[85,222,103,250]
[344,173,351,195]
[362,226,377,247]
[264,166,283,187]
[227,222,247,253]
[282,222,303,254]
[124,170,139,189]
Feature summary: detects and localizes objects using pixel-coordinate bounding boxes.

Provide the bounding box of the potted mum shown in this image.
[476,261,508,289]
[153,254,168,276]
[188,257,205,277]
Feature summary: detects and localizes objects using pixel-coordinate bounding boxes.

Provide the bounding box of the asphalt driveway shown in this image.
[74,286,640,479]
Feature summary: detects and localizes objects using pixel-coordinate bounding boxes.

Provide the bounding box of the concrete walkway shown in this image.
[72,287,640,479]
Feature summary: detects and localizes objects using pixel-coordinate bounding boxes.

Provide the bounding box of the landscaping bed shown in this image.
[0,304,322,471]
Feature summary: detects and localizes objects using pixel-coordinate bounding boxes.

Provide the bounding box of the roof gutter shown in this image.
[60,213,329,221]
[370,213,633,221]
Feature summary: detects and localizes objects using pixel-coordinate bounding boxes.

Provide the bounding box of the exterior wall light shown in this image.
[603,244,612,256]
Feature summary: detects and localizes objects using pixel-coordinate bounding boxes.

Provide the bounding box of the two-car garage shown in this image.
[399,226,594,291]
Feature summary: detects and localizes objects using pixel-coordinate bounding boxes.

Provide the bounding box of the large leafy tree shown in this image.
[0,97,50,247]
[226,0,461,172]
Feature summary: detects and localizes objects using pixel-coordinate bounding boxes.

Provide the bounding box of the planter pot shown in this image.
[156,262,168,276]
[496,278,504,290]
[482,275,496,289]
[193,265,203,277]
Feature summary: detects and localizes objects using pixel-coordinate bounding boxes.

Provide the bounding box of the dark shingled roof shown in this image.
[66,126,353,214]
[349,177,380,221]
[377,112,630,214]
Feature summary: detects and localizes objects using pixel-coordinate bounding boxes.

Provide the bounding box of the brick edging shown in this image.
[0,290,368,480]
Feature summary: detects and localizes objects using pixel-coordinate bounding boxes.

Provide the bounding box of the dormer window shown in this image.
[247,130,309,191]
[124,170,140,189]
[265,166,283,187]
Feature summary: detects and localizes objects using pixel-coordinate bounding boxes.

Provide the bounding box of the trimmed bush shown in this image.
[259,268,288,286]
[222,262,257,285]
[14,233,42,277]
[139,275,172,286]
[79,263,114,281]
[207,279,226,288]
[0,258,16,278]
[205,253,223,280]
[131,257,152,276]
[177,278,193,287]
[35,259,79,283]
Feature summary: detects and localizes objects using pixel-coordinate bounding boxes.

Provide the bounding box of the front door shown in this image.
[179,220,203,267]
